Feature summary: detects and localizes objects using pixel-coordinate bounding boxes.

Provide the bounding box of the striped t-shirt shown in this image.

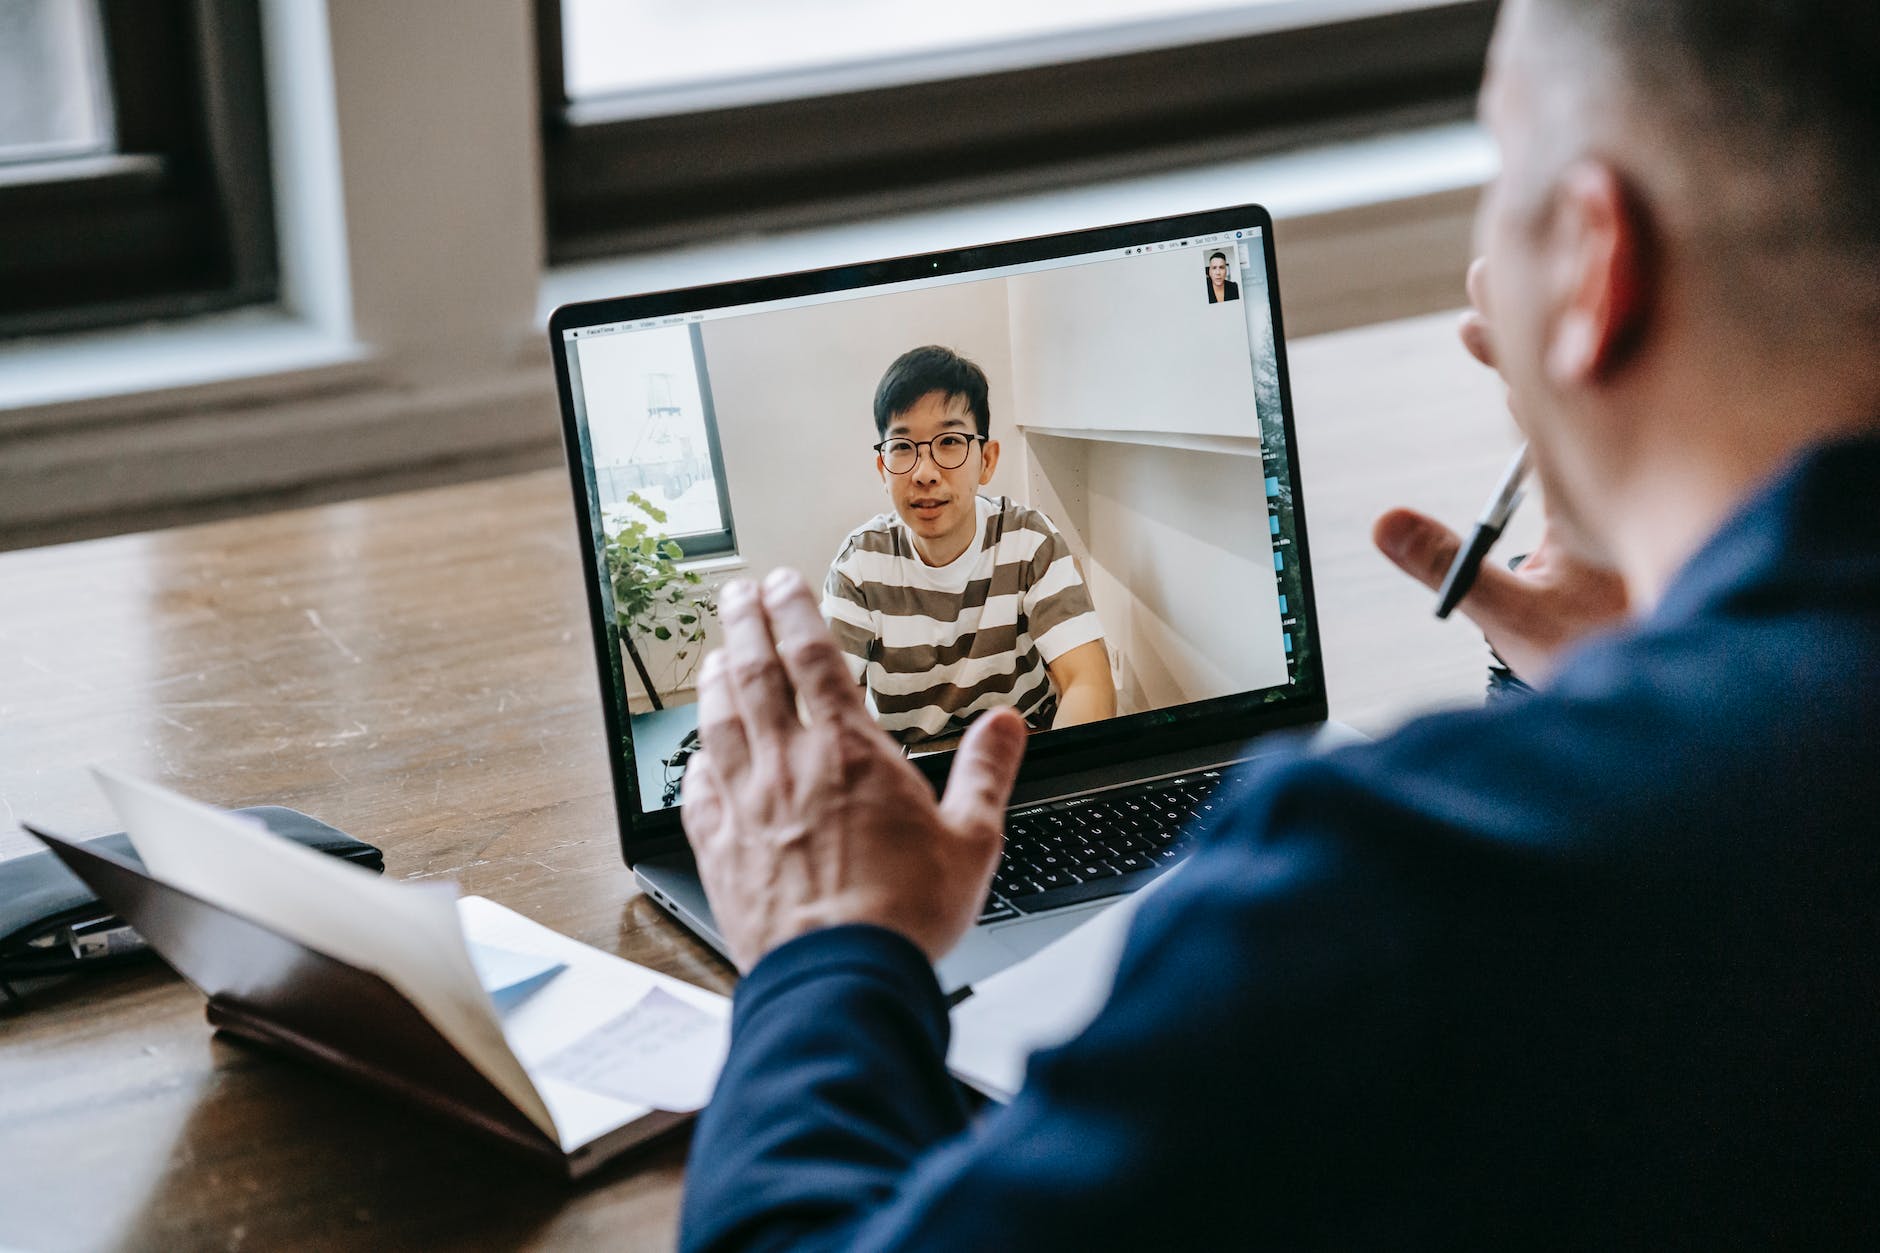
[822,495,1106,747]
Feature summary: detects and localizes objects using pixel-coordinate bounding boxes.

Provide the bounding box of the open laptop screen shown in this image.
[552,207,1324,827]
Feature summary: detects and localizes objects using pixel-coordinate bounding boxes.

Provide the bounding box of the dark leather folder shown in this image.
[1,806,381,976]
[22,825,683,1177]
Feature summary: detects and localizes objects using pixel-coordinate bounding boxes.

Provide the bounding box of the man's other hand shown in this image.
[681,568,1029,970]
[1373,257,1630,683]
[1373,508,1629,683]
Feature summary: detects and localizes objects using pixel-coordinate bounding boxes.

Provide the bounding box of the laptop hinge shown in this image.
[1006,728,1308,808]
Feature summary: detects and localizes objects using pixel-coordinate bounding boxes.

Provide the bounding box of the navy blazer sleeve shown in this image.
[680,436,1880,1250]
[682,637,1880,1248]
[680,737,1513,1251]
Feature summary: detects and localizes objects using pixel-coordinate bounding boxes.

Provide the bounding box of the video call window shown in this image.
[566,230,1304,811]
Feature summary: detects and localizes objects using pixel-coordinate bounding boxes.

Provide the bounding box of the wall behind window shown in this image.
[0,0,550,551]
[0,0,1483,552]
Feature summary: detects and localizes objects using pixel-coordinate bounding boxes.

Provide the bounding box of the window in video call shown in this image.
[564,228,1311,812]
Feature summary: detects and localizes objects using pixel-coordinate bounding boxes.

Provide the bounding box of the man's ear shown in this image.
[876,454,888,486]
[979,439,1000,484]
[1544,161,1653,387]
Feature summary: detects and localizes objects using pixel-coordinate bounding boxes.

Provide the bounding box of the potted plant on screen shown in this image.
[602,492,718,711]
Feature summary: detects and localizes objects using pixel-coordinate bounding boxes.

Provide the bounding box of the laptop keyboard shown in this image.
[978,771,1224,923]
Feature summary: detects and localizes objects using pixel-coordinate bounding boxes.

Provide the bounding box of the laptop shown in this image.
[548,205,1332,991]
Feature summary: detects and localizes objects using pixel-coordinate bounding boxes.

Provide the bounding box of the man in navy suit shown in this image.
[676,0,1880,1246]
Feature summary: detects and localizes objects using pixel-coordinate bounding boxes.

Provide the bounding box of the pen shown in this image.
[1435,443,1530,619]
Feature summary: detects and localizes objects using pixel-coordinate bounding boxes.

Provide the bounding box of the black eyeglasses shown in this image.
[873,433,984,475]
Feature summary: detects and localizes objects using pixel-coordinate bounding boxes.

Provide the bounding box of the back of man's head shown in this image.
[873,346,992,440]
[1521,0,1879,348]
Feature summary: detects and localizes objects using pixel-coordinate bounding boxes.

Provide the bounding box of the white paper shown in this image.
[947,868,1177,1102]
[538,987,722,1112]
[455,895,730,1151]
[467,942,567,1012]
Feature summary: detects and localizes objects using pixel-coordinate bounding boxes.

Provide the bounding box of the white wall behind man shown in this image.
[610,276,1027,702]
[594,249,1291,719]
[1009,244,1286,713]
[701,278,1023,590]
[1005,246,1262,439]
[1077,440,1288,712]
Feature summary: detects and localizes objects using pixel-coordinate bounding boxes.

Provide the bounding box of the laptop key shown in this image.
[978,897,1019,923]
[1012,864,1168,915]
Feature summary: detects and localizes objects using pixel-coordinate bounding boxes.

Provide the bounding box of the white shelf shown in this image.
[1018,424,1265,457]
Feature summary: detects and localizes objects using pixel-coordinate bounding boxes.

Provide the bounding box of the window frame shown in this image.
[537,0,1498,263]
[0,0,277,339]
[674,322,738,560]
[587,322,740,562]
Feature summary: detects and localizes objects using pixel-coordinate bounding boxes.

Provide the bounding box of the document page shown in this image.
[948,868,1177,1101]
[456,896,730,1152]
[538,988,721,1111]
[467,942,567,1012]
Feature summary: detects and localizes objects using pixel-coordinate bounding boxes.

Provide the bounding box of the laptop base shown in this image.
[635,854,1115,994]
[633,721,1364,994]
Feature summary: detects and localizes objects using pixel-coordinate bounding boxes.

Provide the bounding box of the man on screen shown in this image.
[1205,250,1240,303]
[822,346,1116,748]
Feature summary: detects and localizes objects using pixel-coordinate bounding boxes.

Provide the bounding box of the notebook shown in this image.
[24,769,728,1178]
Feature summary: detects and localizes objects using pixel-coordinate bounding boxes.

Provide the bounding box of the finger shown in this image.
[1372,508,1461,592]
[679,751,746,933]
[693,648,750,781]
[938,705,1028,841]
[759,567,868,728]
[1371,507,1540,634]
[679,747,725,851]
[716,577,800,739]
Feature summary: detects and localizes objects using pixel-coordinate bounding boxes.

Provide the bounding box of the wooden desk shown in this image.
[0,311,1535,1251]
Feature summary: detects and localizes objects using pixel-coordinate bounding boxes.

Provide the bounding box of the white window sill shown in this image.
[0,308,373,428]
[0,122,1490,427]
[539,120,1494,321]
[679,554,747,576]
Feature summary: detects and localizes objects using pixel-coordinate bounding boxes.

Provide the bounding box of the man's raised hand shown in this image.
[681,568,1029,970]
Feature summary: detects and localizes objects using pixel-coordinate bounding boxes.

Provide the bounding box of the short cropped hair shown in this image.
[1208,251,1228,265]
[873,346,991,441]
[1535,0,1879,330]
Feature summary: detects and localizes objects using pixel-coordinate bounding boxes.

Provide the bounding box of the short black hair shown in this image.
[1535,0,1879,327]
[1208,251,1228,264]
[873,346,990,440]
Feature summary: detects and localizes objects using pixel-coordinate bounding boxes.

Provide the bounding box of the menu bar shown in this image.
[565,226,1263,340]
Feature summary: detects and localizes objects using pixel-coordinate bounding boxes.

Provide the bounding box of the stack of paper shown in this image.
[947,870,1174,1102]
